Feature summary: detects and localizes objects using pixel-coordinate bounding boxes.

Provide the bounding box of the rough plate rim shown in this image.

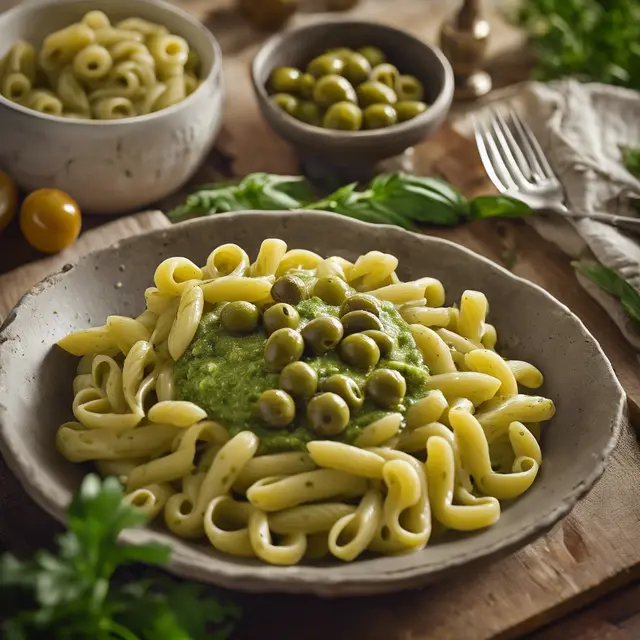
[0,211,626,596]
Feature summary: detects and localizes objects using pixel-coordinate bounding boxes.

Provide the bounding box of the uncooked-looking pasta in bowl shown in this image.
[56,238,556,565]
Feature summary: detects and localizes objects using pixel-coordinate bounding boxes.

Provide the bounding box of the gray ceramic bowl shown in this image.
[0,212,625,596]
[251,21,454,183]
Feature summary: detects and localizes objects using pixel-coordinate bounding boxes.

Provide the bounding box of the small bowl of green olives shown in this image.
[251,20,454,182]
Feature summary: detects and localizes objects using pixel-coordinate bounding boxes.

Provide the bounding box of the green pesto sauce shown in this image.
[174,297,429,454]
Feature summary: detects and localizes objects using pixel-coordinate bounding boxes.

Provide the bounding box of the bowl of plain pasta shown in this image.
[0,0,223,214]
[0,212,625,595]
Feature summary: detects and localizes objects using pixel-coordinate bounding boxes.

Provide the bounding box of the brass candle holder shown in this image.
[439,0,492,100]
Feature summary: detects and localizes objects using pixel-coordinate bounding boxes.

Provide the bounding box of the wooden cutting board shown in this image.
[1,1,639,637]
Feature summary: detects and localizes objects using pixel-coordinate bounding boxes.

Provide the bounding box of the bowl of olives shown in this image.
[251,20,454,181]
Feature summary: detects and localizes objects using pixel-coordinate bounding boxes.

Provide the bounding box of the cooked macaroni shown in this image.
[0,11,202,119]
[56,240,556,565]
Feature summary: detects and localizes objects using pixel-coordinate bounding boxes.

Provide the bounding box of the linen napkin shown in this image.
[456,80,640,348]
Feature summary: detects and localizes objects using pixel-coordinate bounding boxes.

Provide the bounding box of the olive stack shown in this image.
[218,274,408,438]
[267,46,429,131]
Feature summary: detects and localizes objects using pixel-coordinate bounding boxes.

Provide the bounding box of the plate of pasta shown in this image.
[0,212,625,595]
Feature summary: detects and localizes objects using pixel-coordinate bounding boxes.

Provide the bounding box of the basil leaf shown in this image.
[470,195,532,219]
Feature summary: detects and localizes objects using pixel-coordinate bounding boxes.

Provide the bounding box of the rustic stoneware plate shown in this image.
[0,212,625,596]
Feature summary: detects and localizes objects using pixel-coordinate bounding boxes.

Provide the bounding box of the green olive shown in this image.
[395,100,428,122]
[395,74,424,102]
[322,101,363,131]
[257,389,296,428]
[279,361,318,398]
[363,103,398,129]
[269,66,302,94]
[263,302,300,335]
[325,47,353,62]
[220,301,259,334]
[298,73,316,99]
[301,316,344,353]
[366,368,406,408]
[271,275,308,305]
[307,392,350,436]
[271,92,298,115]
[293,100,321,126]
[370,63,400,89]
[339,333,380,370]
[307,54,345,78]
[356,80,397,108]
[321,374,364,409]
[342,52,372,86]
[340,293,381,317]
[361,329,394,357]
[312,276,352,305]
[264,327,304,372]
[356,46,386,68]
[313,74,357,109]
[341,309,383,336]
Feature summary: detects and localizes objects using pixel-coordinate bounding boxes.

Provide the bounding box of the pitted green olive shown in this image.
[307,392,350,436]
[264,327,304,372]
[356,46,386,68]
[339,333,380,370]
[370,63,400,89]
[341,310,383,336]
[301,316,344,353]
[271,274,308,305]
[325,47,353,62]
[340,293,381,317]
[257,389,296,428]
[366,368,407,408]
[361,329,394,357]
[269,66,302,94]
[312,276,352,305]
[322,101,362,131]
[298,73,316,99]
[220,301,259,334]
[263,302,300,335]
[395,100,428,122]
[271,93,298,115]
[293,100,321,125]
[279,361,318,398]
[363,103,397,129]
[395,74,424,102]
[313,74,357,109]
[356,80,397,107]
[342,52,371,86]
[307,54,345,78]
[321,374,364,409]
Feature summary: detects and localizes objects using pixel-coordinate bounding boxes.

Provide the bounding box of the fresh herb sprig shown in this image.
[0,475,241,640]
[512,0,640,89]
[573,261,640,325]
[621,146,640,180]
[168,172,531,228]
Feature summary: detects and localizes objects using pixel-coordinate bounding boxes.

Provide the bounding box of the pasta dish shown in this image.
[0,10,200,119]
[56,239,556,565]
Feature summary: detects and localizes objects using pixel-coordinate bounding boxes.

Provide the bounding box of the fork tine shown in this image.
[507,108,555,180]
[473,115,517,193]
[490,108,534,182]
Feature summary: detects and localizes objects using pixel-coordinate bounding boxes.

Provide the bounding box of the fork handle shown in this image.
[551,206,640,236]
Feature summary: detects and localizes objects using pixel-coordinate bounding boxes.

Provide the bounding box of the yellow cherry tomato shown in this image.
[20,189,82,254]
[0,171,18,234]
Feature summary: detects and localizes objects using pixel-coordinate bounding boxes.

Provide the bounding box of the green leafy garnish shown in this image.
[621,146,640,180]
[169,172,532,228]
[512,0,640,89]
[0,475,241,640]
[573,260,640,325]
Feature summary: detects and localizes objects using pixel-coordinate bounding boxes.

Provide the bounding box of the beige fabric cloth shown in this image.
[456,80,640,348]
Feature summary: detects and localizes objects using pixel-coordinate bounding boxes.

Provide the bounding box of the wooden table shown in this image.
[0,1,639,638]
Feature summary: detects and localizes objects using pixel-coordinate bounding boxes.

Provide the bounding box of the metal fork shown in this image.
[473,107,640,235]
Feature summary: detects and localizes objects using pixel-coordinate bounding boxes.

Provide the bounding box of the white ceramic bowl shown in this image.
[0,0,223,214]
[0,212,625,596]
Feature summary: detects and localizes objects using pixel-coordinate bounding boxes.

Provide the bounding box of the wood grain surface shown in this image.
[0,1,639,639]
